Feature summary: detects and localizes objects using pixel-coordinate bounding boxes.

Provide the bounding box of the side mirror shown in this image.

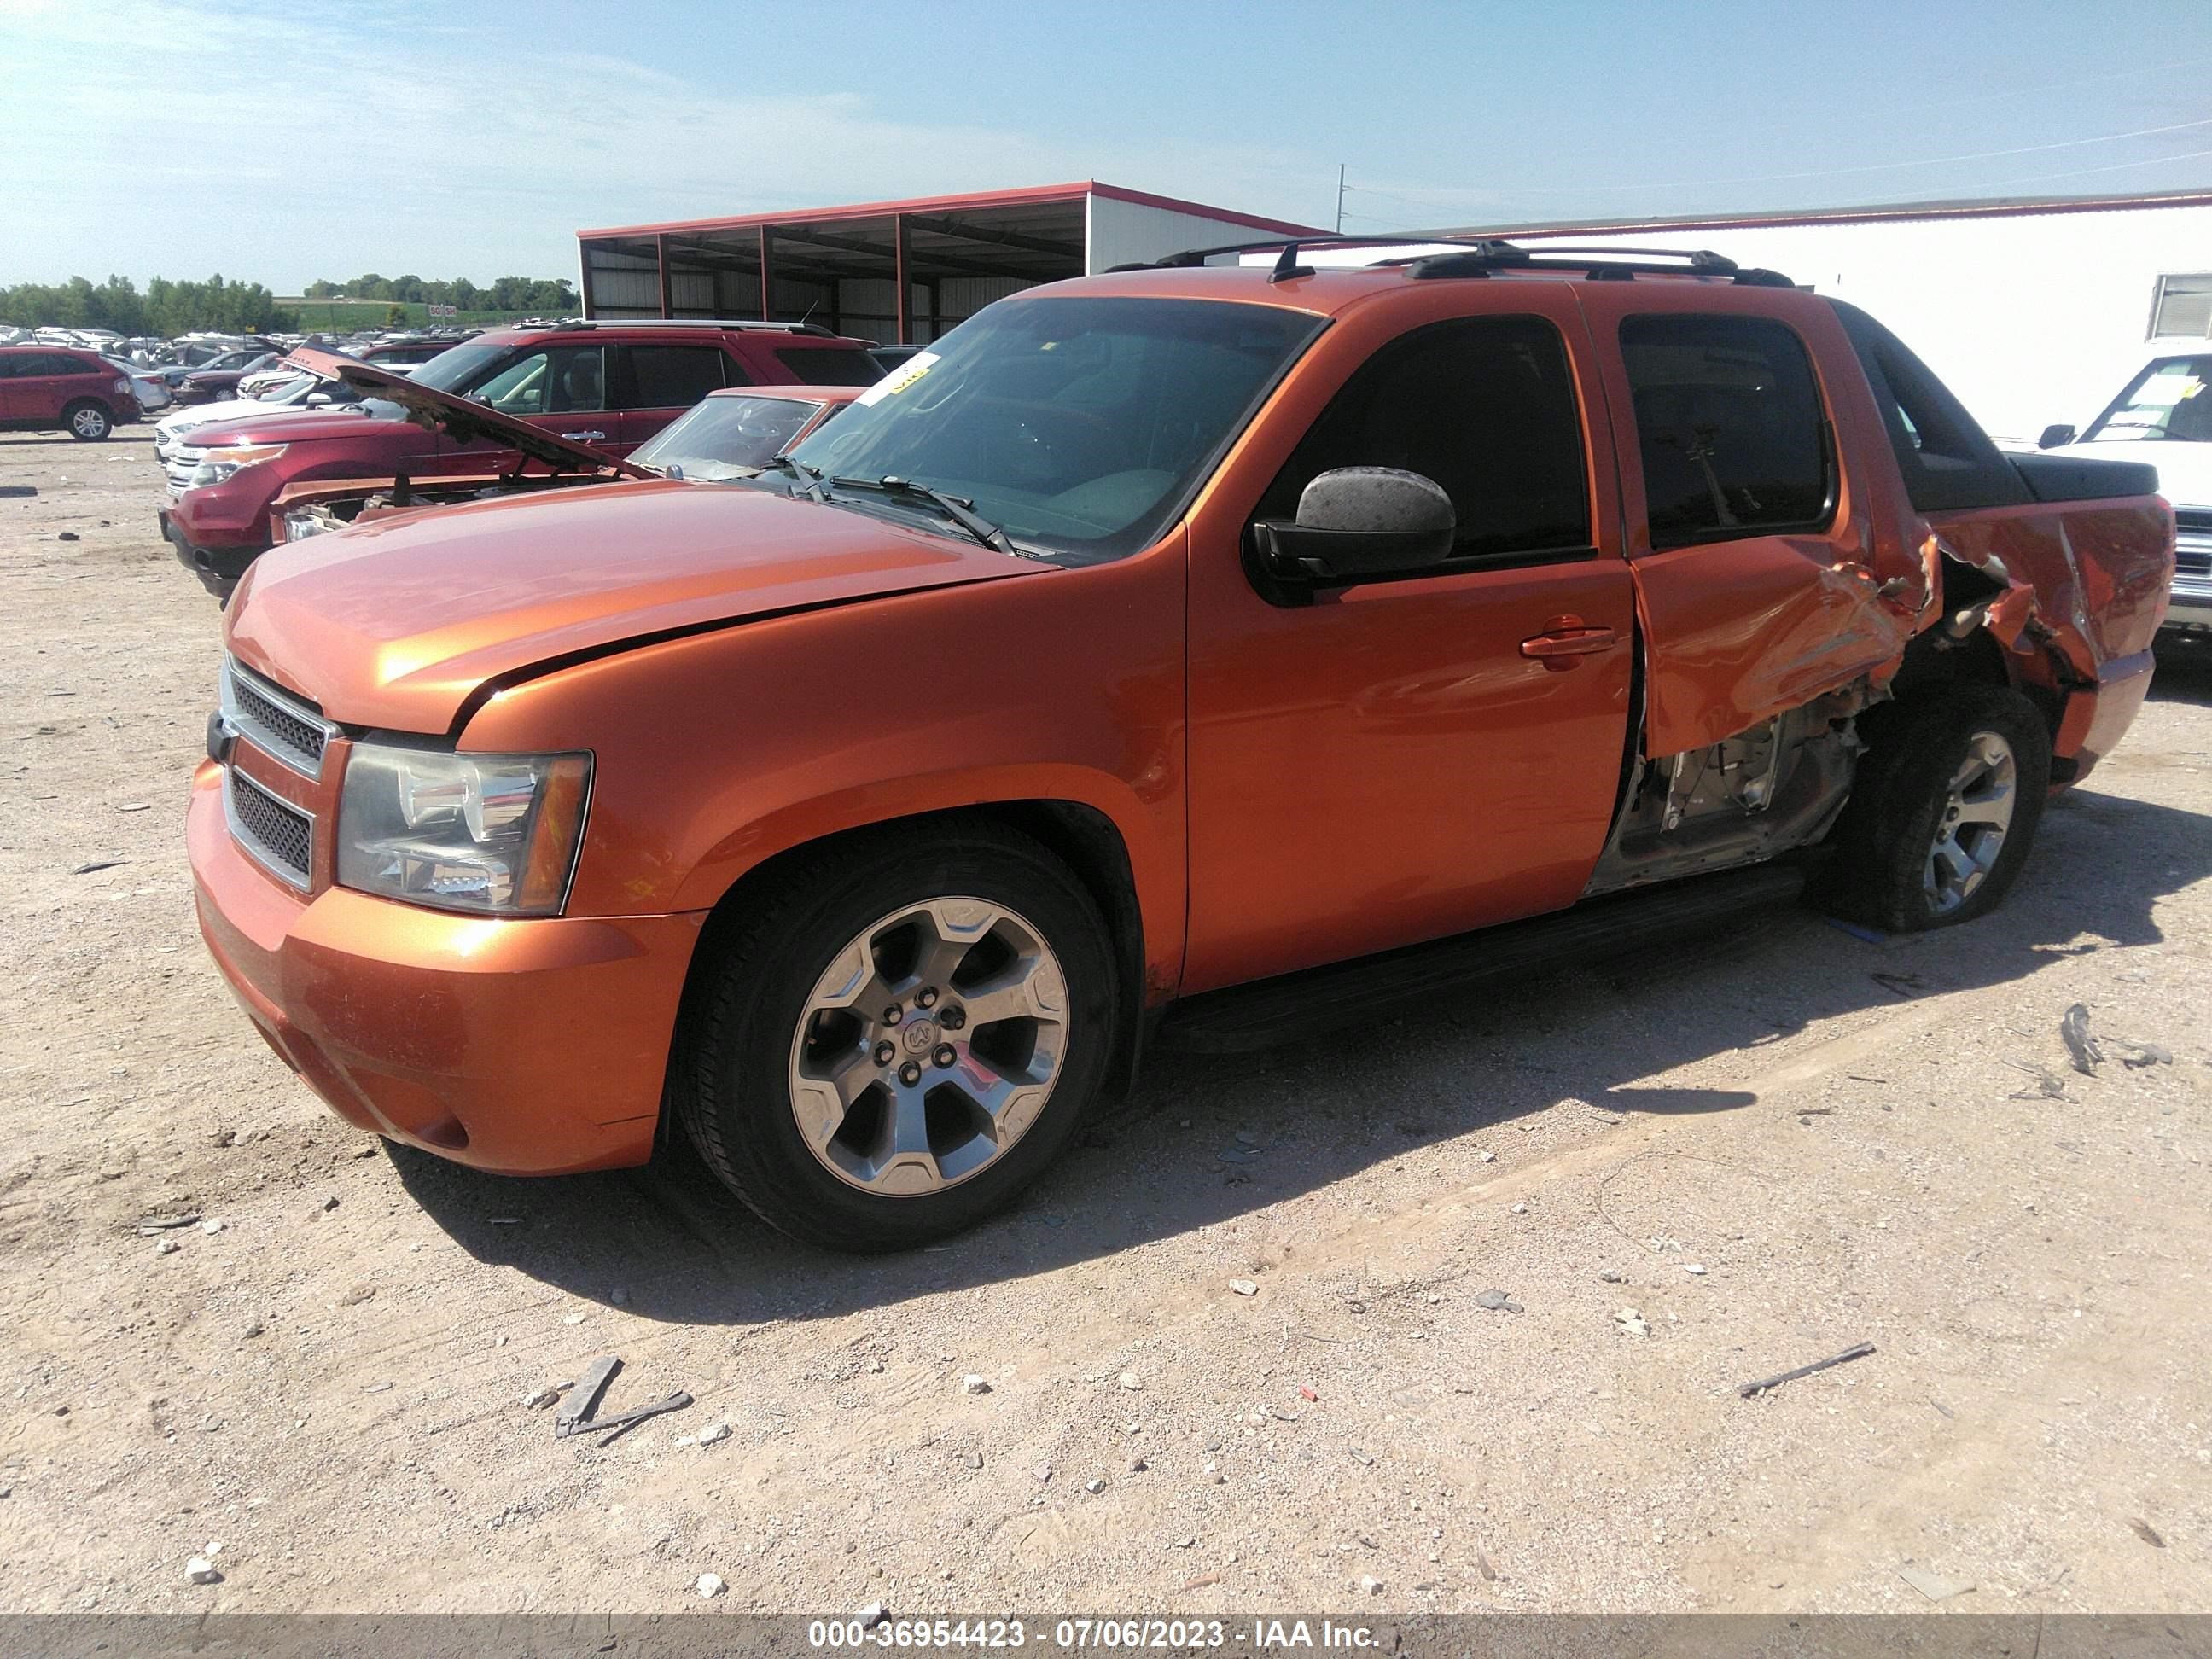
[304,393,334,407]
[1254,467,1456,586]
[2038,422,2077,450]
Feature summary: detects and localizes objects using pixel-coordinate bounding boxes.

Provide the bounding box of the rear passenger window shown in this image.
[623,346,729,410]
[1621,315,1831,548]
[775,347,888,387]
[1255,316,1591,560]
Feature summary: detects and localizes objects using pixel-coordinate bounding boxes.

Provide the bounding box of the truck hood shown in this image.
[2051,435,2212,509]
[294,346,646,480]
[224,479,1054,733]
[179,408,404,448]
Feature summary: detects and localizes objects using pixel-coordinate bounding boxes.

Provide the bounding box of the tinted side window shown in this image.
[0,356,20,379]
[471,345,605,415]
[1621,315,1831,548]
[775,346,886,387]
[622,345,728,409]
[1255,316,1590,559]
[1825,299,2028,512]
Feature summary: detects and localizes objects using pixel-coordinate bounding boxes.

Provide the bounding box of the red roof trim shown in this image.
[578,180,1325,243]
[1461,188,2212,241]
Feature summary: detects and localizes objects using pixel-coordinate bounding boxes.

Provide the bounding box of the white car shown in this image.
[103,356,172,412]
[151,374,356,463]
[2035,346,2212,637]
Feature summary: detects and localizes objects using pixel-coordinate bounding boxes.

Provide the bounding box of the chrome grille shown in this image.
[2173,508,2212,535]
[221,659,332,778]
[226,770,312,890]
[165,444,205,492]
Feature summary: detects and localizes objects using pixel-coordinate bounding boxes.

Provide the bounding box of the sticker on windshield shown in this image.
[854,351,941,407]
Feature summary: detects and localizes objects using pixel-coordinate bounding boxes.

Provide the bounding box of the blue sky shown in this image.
[3,0,2209,291]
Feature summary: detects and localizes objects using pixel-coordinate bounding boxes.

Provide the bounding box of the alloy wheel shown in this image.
[787,897,1068,1196]
[1924,730,2017,914]
[71,406,108,439]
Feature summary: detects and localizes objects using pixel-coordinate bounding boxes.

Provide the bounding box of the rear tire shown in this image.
[1819,687,2050,932]
[64,400,112,441]
[672,819,1118,1251]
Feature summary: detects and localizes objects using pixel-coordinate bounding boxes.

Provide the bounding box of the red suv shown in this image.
[0,346,141,440]
[161,320,882,598]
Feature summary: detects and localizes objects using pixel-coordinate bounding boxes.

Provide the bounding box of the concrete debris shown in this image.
[1118,1371,1143,1391]
[856,1603,888,1627]
[186,1556,222,1585]
[1228,1279,1259,1297]
[696,1422,731,1446]
[1613,1308,1650,1337]
[961,1375,992,1395]
[1085,1477,1106,1493]
[1358,1574,1385,1595]
[695,1573,726,1599]
[1895,1563,1974,1602]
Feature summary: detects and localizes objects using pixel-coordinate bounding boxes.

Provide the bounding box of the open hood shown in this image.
[289,346,654,481]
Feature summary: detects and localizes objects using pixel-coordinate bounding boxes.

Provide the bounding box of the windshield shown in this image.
[787,296,1324,562]
[409,338,514,393]
[2086,355,2212,442]
[632,393,824,480]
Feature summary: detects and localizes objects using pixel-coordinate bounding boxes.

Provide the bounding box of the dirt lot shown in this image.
[2,426,2209,1619]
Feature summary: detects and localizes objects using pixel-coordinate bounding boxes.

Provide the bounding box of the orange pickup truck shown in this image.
[189,239,2174,1250]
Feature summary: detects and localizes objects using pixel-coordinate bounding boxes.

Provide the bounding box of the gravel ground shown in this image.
[2,427,2208,1617]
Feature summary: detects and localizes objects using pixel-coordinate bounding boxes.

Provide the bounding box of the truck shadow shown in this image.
[387,781,2212,1327]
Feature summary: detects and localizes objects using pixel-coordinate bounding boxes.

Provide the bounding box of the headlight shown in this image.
[188,442,288,487]
[337,743,592,917]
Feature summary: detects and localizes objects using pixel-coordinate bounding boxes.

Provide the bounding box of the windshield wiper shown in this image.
[831,474,1013,553]
[772,452,828,502]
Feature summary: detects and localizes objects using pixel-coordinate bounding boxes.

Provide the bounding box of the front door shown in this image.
[1182,301,1637,993]
[458,342,614,469]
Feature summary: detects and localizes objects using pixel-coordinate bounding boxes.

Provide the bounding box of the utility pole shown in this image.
[1336,165,1347,234]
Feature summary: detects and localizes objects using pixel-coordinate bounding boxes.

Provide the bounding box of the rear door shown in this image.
[0,354,20,422]
[610,341,736,448]
[1573,286,1921,757]
[1183,293,1639,992]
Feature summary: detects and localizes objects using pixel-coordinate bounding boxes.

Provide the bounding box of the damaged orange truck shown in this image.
[189,240,2174,1250]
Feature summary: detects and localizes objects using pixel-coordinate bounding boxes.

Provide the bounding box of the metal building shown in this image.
[574,181,1323,344]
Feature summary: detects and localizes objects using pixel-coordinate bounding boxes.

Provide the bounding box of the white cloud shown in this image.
[0,1,1330,288]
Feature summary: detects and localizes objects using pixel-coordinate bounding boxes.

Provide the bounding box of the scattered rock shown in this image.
[57,531,79,542]
[1118,1371,1143,1391]
[562,1313,585,1326]
[318,1195,339,1213]
[352,1143,381,1159]
[695,1573,726,1599]
[1477,1150,1496,1163]
[1682,1264,1707,1276]
[1472,1289,1523,1313]
[855,1603,888,1627]
[696,1422,731,1447]
[2130,1517,2167,1549]
[961,1374,992,1395]
[1033,1464,1053,1483]
[155,1238,178,1255]
[1613,1308,1650,1337]
[118,802,149,812]
[186,1556,221,1585]
[1129,1457,1148,1473]
[1227,1279,1259,1297]
[1509,1202,1528,1214]
[1085,1477,1106,1494]
[1358,1574,1385,1596]
[1169,1535,1195,1550]
[521,1383,568,1410]
[1598,1269,1627,1284]
[241,1320,264,1340]
[199,1219,224,1235]
[963,1452,984,1470]
[338,1284,375,1307]
[211,1129,236,1148]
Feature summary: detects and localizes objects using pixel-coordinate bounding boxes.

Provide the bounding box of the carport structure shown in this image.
[575,182,1323,344]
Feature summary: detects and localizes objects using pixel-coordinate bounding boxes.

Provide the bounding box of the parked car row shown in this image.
[0,344,146,439]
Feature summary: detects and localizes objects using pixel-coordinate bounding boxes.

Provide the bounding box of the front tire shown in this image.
[672,820,1118,1251]
[1820,686,2051,931]
[64,400,112,441]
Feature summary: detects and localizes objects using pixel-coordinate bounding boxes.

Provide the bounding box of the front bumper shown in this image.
[160,509,254,602]
[2166,527,2212,635]
[188,761,704,1175]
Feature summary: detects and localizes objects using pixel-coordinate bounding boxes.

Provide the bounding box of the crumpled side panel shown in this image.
[1929,500,2174,681]
[1631,534,1922,756]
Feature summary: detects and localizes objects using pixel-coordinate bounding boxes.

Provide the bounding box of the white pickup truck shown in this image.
[2036,346,2212,637]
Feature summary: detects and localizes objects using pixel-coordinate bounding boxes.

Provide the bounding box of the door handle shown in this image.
[1520,617,1617,670]
[560,429,607,442]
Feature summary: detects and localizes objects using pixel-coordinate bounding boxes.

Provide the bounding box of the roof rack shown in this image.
[1123,233,1796,288]
[542,317,844,336]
